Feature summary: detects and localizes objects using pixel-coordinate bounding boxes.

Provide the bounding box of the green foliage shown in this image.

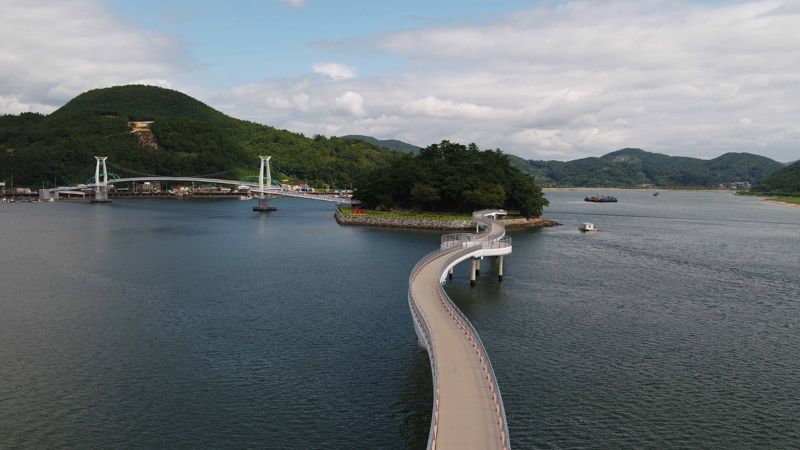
[753,161,800,194]
[52,85,229,122]
[463,184,506,210]
[409,183,440,209]
[515,148,785,187]
[0,85,398,188]
[354,140,548,218]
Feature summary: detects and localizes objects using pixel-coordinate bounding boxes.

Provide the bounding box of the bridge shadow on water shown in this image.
[399,349,434,449]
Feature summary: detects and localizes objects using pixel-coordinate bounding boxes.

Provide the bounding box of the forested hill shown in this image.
[340,135,421,153]
[0,85,398,188]
[753,161,800,194]
[512,148,784,187]
[355,141,548,218]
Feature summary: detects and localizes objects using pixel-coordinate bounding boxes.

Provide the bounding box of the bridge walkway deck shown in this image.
[409,211,509,450]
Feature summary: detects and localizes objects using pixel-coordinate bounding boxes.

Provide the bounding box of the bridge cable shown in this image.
[106,162,159,177]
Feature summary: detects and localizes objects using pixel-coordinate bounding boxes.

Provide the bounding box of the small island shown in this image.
[336,140,557,230]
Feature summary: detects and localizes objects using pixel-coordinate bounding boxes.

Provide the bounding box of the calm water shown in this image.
[1,192,798,448]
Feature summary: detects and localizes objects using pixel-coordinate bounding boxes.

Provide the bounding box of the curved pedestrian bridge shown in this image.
[408,210,512,450]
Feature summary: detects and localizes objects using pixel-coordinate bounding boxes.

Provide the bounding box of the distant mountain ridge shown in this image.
[340,135,421,153]
[511,148,784,188]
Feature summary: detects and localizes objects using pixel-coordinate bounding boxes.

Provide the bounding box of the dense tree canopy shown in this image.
[354,141,548,218]
[753,161,800,195]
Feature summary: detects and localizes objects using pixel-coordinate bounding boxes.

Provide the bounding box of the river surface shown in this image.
[1,192,798,448]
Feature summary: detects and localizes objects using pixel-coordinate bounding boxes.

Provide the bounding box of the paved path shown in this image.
[409,210,511,450]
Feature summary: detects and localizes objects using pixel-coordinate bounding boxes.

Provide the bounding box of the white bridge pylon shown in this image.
[253,155,276,212]
[92,156,110,203]
[258,155,272,198]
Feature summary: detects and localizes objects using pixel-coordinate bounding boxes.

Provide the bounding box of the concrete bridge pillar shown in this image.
[498,255,504,281]
[470,258,477,286]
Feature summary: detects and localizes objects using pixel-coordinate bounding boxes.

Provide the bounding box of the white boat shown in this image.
[579,222,597,232]
[239,195,251,200]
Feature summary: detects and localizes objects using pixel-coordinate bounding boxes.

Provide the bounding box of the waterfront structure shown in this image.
[409,210,512,449]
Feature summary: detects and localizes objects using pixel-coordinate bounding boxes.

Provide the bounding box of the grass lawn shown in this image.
[340,207,472,221]
[766,196,800,206]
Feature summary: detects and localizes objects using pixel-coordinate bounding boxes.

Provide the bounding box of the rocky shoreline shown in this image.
[502,217,561,229]
[334,209,560,230]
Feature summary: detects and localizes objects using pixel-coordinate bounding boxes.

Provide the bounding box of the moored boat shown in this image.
[584,194,618,202]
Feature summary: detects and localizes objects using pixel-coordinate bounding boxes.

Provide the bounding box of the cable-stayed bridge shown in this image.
[39,156,358,209]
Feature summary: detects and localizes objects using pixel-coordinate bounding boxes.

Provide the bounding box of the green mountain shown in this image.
[753,161,800,194]
[514,148,784,187]
[0,85,399,188]
[341,135,421,153]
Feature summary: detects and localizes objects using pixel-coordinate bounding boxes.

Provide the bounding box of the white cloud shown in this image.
[282,0,307,9]
[333,91,365,116]
[130,79,174,89]
[0,94,52,114]
[0,0,187,113]
[402,96,499,119]
[312,62,356,80]
[292,93,310,111]
[210,0,800,161]
[4,0,800,162]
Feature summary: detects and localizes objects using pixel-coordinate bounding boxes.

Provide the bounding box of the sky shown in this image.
[1,0,798,162]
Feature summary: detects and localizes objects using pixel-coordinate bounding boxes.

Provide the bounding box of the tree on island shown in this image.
[354,140,548,218]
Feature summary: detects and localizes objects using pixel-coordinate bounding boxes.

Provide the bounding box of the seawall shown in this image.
[335,209,474,230]
[335,209,560,230]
